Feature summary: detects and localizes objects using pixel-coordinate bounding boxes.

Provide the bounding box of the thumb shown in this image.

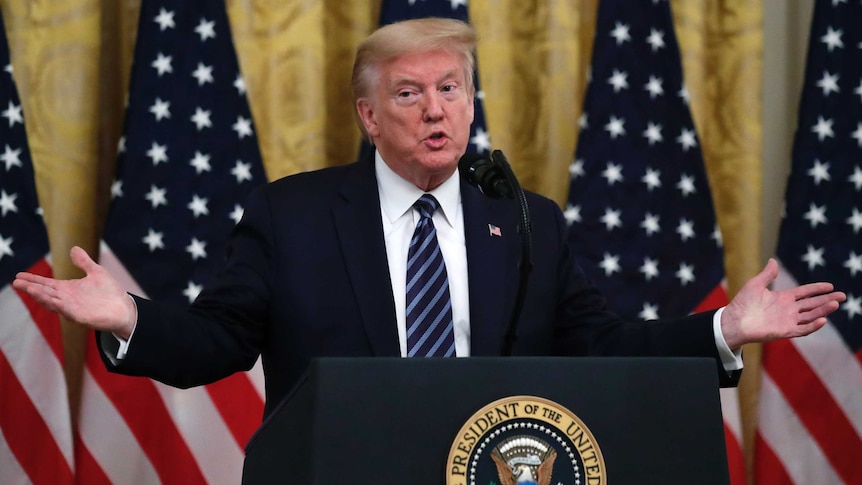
[70,246,100,274]
[748,258,778,289]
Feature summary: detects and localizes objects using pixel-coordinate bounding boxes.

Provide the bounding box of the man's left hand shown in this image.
[721,258,847,350]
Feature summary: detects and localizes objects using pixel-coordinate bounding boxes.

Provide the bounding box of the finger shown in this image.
[14,271,56,287]
[795,292,844,312]
[14,281,61,311]
[790,317,828,338]
[791,281,836,300]
[749,258,779,289]
[10,278,34,294]
[70,246,100,274]
[797,300,841,324]
[12,279,62,308]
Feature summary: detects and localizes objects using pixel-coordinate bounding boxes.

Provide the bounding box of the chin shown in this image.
[423,149,462,170]
[420,160,458,179]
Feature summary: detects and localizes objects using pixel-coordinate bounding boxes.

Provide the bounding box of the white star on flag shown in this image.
[641,213,661,235]
[646,28,665,51]
[675,128,697,151]
[643,123,663,145]
[145,185,168,208]
[190,107,212,130]
[153,8,175,31]
[1,100,23,127]
[194,18,216,41]
[610,22,631,45]
[189,151,212,173]
[146,141,169,165]
[808,159,832,184]
[816,70,840,95]
[599,253,621,275]
[0,189,18,215]
[605,115,626,138]
[644,76,664,98]
[149,98,171,120]
[821,26,844,50]
[151,53,173,76]
[608,69,629,92]
[232,116,253,138]
[1,144,22,170]
[187,194,210,217]
[638,302,659,320]
[142,228,165,251]
[191,62,214,85]
[602,162,624,185]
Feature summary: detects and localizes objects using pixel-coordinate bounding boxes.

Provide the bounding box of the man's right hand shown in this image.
[12,246,137,339]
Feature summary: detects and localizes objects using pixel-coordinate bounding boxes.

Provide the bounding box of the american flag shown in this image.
[76,1,267,483]
[755,1,862,483]
[0,8,74,484]
[564,1,745,483]
[362,0,491,157]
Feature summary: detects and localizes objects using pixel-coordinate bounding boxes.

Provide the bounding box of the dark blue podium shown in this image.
[242,357,730,484]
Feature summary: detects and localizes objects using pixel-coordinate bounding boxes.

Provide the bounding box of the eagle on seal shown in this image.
[490,437,557,485]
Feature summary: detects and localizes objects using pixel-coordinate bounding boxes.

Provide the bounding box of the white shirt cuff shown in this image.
[713,307,743,372]
[101,294,138,364]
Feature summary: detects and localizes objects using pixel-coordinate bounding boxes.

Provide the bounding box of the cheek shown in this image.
[378,106,407,126]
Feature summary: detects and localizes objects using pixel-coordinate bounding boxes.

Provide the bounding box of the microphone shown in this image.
[458,149,533,357]
[458,153,514,199]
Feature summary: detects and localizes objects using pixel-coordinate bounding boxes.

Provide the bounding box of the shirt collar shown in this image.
[375,150,461,228]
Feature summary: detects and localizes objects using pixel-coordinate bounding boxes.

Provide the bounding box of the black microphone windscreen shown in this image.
[458,153,487,174]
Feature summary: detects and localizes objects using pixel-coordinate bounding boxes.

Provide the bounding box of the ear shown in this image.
[356,97,379,138]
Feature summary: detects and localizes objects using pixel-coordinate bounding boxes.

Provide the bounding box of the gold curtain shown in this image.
[673,3,763,480]
[2,0,762,480]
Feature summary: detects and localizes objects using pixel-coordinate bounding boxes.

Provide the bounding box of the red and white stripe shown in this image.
[0,257,74,485]
[73,244,264,484]
[694,283,747,485]
[755,261,862,484]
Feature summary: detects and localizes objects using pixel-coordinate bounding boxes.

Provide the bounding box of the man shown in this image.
[13,18,845,418]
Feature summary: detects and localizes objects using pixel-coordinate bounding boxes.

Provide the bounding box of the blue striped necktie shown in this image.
[406,194,456,357]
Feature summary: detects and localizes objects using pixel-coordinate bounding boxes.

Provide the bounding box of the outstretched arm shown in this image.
[12,246,137,339]
[720,258,846,350]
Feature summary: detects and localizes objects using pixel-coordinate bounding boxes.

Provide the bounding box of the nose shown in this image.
[422,92,444,122]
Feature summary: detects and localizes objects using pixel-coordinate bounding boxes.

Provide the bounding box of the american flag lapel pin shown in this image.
[488,224,502,237]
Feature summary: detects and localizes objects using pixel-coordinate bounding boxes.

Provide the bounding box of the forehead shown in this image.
[380,49,466,86]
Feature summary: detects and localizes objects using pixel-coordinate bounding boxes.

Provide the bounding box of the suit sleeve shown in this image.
[97,186,274,388]
[540,197,740,387]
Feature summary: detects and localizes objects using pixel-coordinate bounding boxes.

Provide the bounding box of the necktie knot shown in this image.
[414,194,439,220]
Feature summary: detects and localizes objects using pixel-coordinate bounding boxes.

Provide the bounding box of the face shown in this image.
[356,49,475,191]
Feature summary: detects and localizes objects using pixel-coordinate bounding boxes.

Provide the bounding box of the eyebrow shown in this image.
[390,68,462,89]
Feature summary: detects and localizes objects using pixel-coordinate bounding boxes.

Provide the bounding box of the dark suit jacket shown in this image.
[101,154,739,418]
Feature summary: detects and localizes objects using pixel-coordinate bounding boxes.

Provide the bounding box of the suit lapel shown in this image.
[332,156,400,357]
[461,181,512,356]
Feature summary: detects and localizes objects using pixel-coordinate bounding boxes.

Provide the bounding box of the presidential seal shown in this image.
[446,396,606,485]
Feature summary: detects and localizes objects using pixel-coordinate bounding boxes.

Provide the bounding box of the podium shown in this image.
[243,357,730,484]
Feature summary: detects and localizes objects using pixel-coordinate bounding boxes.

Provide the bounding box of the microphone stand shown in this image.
[491,150,533,357]
[458,150,533,356]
